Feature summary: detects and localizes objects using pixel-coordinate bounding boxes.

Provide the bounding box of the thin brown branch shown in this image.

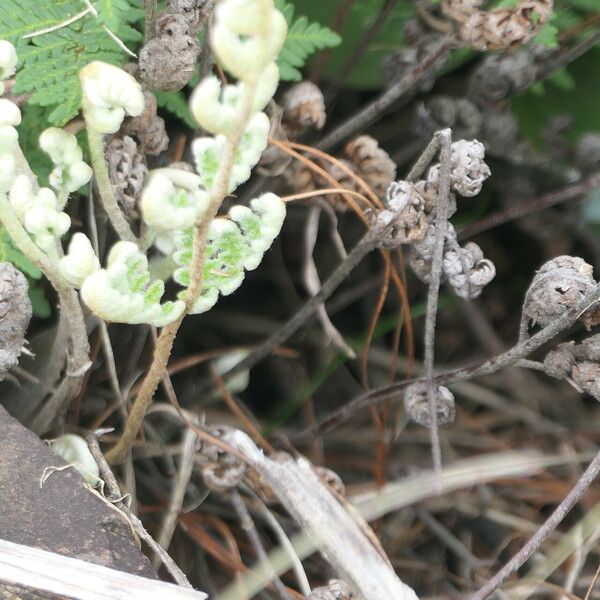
[317,38,452,151]
[458,172,600,240]
[299,281,600,440]
[86,433,193,588]
[471,446,600,600]
[230,490,292,600]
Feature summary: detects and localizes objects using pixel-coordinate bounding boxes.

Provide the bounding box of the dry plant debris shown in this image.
[3,0,600,598]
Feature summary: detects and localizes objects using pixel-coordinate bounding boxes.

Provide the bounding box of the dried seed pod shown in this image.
[308,580,356,600]
[543,335,600,400]
[442,0,483,22]
[0,263,31,381]
[344,135,397,199]
[404,382,456,427]
[166,0,207,35]
[468,51,537,105]
[106,136,147,221]
[138,13,200,91]
[574,334,600,363]
[285,135,395,212]
[414,179,457,219]
[381,21,447,93]
[543,341,576,380]
[123,92,169,156]
[522,256,596,328]
[415,96,482,141]
[428,139,491,197]
[376,181,428,247]
[572,362,600,400]
[408,222,441,283]
[481,109,520,155]
[313,465,346,497]
[197,425,246,493]
[281,81,326,138]
[442,0,553,51]
[443,241,496,299]
[575,133,600,174]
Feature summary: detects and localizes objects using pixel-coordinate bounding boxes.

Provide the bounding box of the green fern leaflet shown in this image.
[275,0,342,81]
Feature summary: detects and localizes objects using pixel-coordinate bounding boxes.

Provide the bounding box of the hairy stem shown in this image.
[105,315,183,464]
[0,196,89,369]
[86,126,137,243]
[106,59,264,465]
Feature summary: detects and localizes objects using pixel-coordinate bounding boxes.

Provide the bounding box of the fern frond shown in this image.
[274,0,341,81]
[96,0,144,42]
[0,0,143,126]
[155,90,197,129]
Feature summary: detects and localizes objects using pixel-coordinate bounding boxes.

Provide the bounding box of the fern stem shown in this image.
[106,4,272,464]
[106,88,259,465]
[86,126,138,244]
[0,195,65,292]
[0,194,89,379]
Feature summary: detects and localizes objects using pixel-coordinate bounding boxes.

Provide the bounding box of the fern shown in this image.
[0,227,50,317]
[155,90,197,129]
[274,0,341,81]
[0,0,143,126]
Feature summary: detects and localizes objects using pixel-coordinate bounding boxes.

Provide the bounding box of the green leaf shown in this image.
[29,285,51,318]
[567,0,600,11]
[96,0,144,41]
[274,0,415,89]
[533,22,559,48]
[275,0,341,81]
[549,68,576,91]
[155,90,197,129]
[512,48,600,149]
[0,227,41,279]
[0,0,143,126]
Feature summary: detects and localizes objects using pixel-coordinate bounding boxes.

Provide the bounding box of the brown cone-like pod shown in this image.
[106,135,147,221]
[523,256,596,328]
[281,81,326,138]
[138,13,200,91]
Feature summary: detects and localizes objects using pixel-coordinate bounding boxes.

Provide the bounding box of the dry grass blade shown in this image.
[221,450,559,600]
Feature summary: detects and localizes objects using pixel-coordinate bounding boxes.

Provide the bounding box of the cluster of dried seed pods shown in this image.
[375,139,495,300]
[442,0,553,51]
